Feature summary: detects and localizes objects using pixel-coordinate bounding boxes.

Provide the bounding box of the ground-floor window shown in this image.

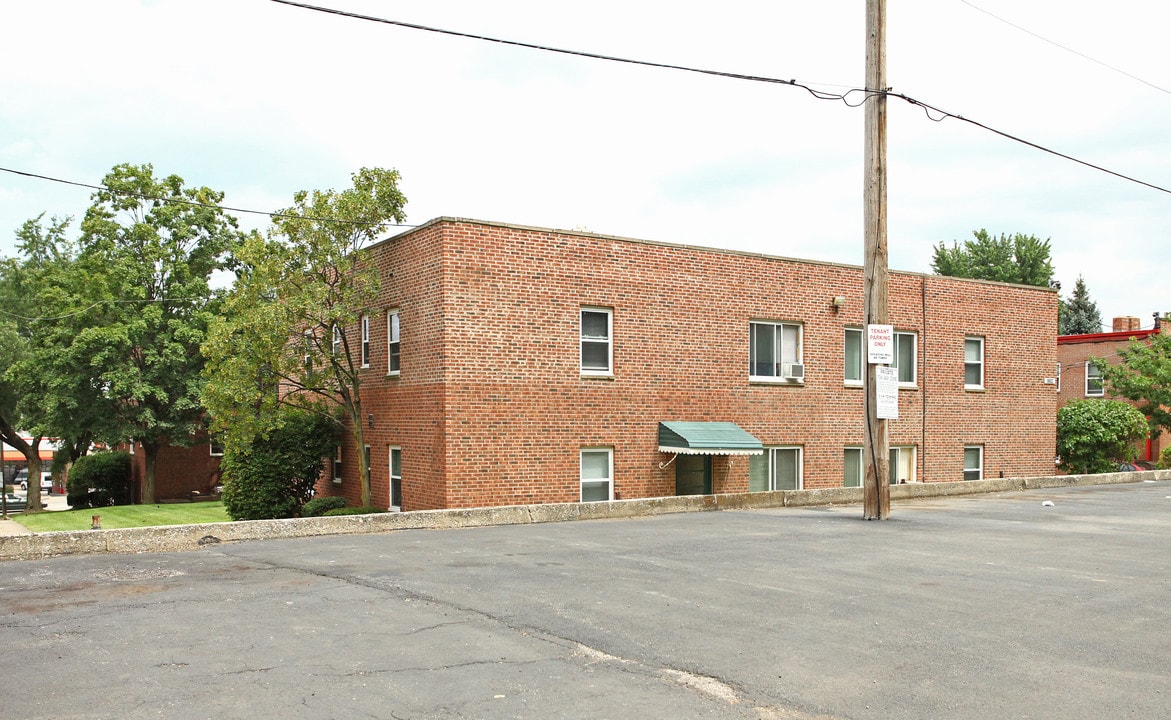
[964,445,983,481]
[844,447,863,487]
[333,446,343,484]
[889,446,916,485]
[749,447,803,491]
[389,446,402,510]
[580,448,613,502]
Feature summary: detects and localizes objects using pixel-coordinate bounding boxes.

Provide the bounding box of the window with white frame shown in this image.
[581,308,613,375]
[845,328,863,384]
[302,331,314,376]
[843,447,863,487]
[389,446,402,510]
[748,447,803,491]
[891,332,917,385]
[1056,362,1062,392]
[846,328,915,384]
[889,446,916,485]
[964,337,985,389]
[387,311,401,375]
[964,446,983,481]
[332,324,342,355]
[333,446,343,484]
[750,321,803,381]
[209,440,224,457]
[361,315,370,368]
[1085,361,1104,397]
[580,448,613,502]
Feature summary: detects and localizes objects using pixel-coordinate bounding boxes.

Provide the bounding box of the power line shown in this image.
[0,166,417,230]
[269,0,874,107]
[959,0,1170,95]
[270,0,1171,197]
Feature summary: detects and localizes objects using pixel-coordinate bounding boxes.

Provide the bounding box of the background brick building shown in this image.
[319,218,1058,511]
[1057,316,1162,462]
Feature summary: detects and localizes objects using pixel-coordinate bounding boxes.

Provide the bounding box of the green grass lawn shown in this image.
[11,501,231,532]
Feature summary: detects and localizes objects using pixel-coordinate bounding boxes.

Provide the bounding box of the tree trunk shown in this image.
[142,441,159,504]
[0,420,46,513]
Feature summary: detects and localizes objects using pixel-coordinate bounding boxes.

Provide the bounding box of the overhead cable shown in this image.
[270,0,1171,197]
[959,0,1170,95]
[0,166,416,230]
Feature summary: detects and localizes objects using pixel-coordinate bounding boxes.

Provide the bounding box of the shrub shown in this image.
[301,496,348,517]
[221,409,341,521]
[1158,445,1171,470]
[1056,399,1149,474]
[323,506,385,516]
[67,451,132,509]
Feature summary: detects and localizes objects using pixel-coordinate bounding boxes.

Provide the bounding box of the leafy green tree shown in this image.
[1098,332,1171,436]
[0,214,77,511]
[1059,275,1103,335]
[931,230,1056,287]
[203,167,407,508]
[221,409,339,520]
[24,164,242,504]
[4,215,114,493]
[1056,399,1148,474]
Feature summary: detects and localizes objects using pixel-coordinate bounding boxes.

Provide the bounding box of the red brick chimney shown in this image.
[1113,316,1140,332]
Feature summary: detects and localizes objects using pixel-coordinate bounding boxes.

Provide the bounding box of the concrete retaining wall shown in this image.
[3,470,1166,561]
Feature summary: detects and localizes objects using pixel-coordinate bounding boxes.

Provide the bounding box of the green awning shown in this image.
[658,421,763,456]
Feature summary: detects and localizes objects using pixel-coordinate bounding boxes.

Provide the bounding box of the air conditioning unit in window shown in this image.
[784,363,805,380]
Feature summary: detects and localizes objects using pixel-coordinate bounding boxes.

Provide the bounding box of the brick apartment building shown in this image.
[317,217,1058,511]
[1057,316,1163,462]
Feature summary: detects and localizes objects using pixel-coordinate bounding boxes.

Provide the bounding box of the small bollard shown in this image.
[91,515,101,530]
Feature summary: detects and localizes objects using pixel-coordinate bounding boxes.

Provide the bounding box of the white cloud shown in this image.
[1,0,1168,327]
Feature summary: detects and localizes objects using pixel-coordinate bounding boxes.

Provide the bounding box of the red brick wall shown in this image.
[129,442,222,501]
[318,218,1058,509]
[1056,331,1162,461]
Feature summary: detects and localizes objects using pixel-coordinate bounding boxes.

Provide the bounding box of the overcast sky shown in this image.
[2,0,1168,329]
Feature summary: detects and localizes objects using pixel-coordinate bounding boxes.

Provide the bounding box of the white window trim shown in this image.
[209,442,224,458]
[332,324,342,356]
[389,445,402,511]
[1056,362,1062,392]
[845,328,863,386]
[964,337,985,390]
[890,445,916,485]
[753,446,804,491]
[580,447,614,502]
[844,446,863,488]
[580,307,614,376]
[893,331,918,386]
[387,310,401,376]
[360,315,370,368]
[1085,361,1104,397]
[750,320,804,383]
[964,445,984,481]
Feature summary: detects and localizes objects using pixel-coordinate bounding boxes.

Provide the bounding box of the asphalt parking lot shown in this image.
[2,481,1169,720]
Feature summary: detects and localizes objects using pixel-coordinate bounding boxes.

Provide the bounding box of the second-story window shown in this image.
[360,315,370,368]
[964,337,985,389]
[581,308,613,375]
[750,321,803,381]
[387,310,401,375]
[1085,361,1104,397]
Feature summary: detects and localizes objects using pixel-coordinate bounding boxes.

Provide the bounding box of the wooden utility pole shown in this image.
[863,0,891,519]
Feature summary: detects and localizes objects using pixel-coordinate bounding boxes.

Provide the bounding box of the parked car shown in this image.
[13,469,53,493]
[2,493,46,513]
[1117,461,1156,472]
